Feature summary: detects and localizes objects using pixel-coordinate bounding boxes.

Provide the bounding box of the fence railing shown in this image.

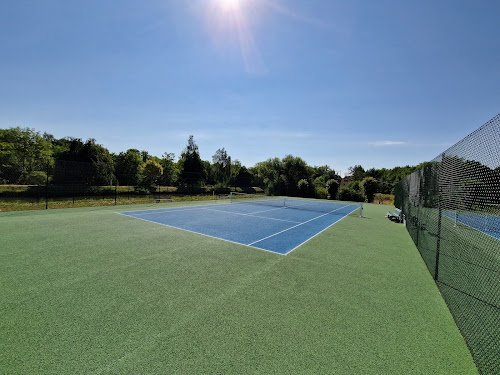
[394,114,500,375]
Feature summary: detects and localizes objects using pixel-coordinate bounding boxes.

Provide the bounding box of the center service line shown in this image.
[247,204,353,246]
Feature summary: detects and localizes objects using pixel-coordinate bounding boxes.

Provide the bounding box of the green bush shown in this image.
[134,186,153,195]
[315,186,327,199]
[361,177,379,203]
[297,179,309,197]
[326,179,339,200]
[26,171,47,185]
[338,187,364,202]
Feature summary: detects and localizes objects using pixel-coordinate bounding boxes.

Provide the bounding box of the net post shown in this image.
[359,202,363,217]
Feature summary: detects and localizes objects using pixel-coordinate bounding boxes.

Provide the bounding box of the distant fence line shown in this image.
[0,160,261,210]
[395,114,500,375]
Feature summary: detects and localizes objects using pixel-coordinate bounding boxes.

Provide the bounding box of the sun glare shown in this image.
[219,0,241,12]
[205,0,266,73]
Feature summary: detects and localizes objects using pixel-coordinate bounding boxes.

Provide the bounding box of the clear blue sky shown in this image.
[1,0,499,175]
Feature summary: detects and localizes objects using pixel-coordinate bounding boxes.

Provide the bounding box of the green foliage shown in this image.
[159,152,177,186]
[26,171,47,185]
[338,187,365,202]
[1,126,422,205]
[141,159,163,186]
[361,177,379,203]
[345,180,361,192]
[282,155,310,196]
[134,186,153,195]
[212,148,231,186]
[52,138,115,185]
[233,165,253,187]
[348,165,365,181]
[315,186,327,199]
[297,179,309,197]
[313,176,326,188]
[115,149,142,186]
[179,136,205,187]
[0,127,52,184]
[326,179,339,200]
[312,165,339,182]
[253,157,285,195]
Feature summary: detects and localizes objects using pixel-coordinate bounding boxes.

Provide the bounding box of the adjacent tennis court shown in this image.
[443,211,500,240]
[119,198,361,255]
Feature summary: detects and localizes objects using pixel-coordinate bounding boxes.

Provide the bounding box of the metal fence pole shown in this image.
[45,162,49,209]
[434,153,444,281]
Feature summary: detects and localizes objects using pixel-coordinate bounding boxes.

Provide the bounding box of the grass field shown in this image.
[0,201,478,374]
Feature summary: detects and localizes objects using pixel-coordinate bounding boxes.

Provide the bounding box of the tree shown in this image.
[297,179,309,197]
[159,152,177,186]
[361,177,378,203]
[282,155,310,196]
[326,179,339,200]
[115,149,142,186]
[212,148,231,186]
[253,157,284,195]
[178,135,205,187]
[312,165,339,182]
[142,159,163,186]
[234,165,253,187]
[348,165,365,181]
[0,127,52,184]
[52,138,115,185]
[338,186,365,202]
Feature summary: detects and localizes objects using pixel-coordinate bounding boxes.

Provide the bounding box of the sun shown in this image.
[218,0,241,12]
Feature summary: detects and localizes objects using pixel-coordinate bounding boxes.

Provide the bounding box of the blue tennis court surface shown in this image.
[443,211,500,240]
[119,199,361,255]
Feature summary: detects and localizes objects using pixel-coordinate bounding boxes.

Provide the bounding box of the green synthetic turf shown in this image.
[0,202,478,374]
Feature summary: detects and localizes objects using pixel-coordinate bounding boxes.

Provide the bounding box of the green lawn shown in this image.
[0,202,478,374]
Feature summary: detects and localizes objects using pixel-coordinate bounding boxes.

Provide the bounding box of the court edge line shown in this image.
[283,205,359,255]
[121,204,299,224]
[247,204,354,247]
[115,212,287,256]
[202,206,301,224]
[442,213,500,241]
[120,199,286,215]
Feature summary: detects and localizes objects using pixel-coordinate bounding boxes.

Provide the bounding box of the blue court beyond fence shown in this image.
[119,199,360,255]
[443,211,500,240]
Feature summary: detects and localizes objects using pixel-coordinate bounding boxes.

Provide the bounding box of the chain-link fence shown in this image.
[395,114,500,375]
[0,160,262,211]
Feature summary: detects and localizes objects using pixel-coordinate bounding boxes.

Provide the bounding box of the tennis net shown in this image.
[230,192,362,215]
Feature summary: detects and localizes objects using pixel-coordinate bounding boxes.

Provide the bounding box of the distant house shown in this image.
[341,176,352,187]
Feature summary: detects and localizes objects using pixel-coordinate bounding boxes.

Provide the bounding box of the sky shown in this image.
[1,0,499,176]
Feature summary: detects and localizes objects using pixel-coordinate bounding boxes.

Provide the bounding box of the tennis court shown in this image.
[119,198,361,255]
[443,211,500,240]
[0,202,479,374]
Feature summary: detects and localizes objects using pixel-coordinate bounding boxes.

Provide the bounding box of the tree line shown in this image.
[0,127,421,202]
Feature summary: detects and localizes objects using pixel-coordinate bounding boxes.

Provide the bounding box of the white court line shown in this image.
[123,205,219,216]
[247,204,353,246]
[123,204,298,224]
[443,213,500,241]
[116,212,286,256]
[282,206,358,255]
[117,202,360,256]
[202,207,300,224]
[122,202,283,216]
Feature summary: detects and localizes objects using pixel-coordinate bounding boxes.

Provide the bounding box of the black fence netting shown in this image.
[0,160,262,211]
[395,114,500,375]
